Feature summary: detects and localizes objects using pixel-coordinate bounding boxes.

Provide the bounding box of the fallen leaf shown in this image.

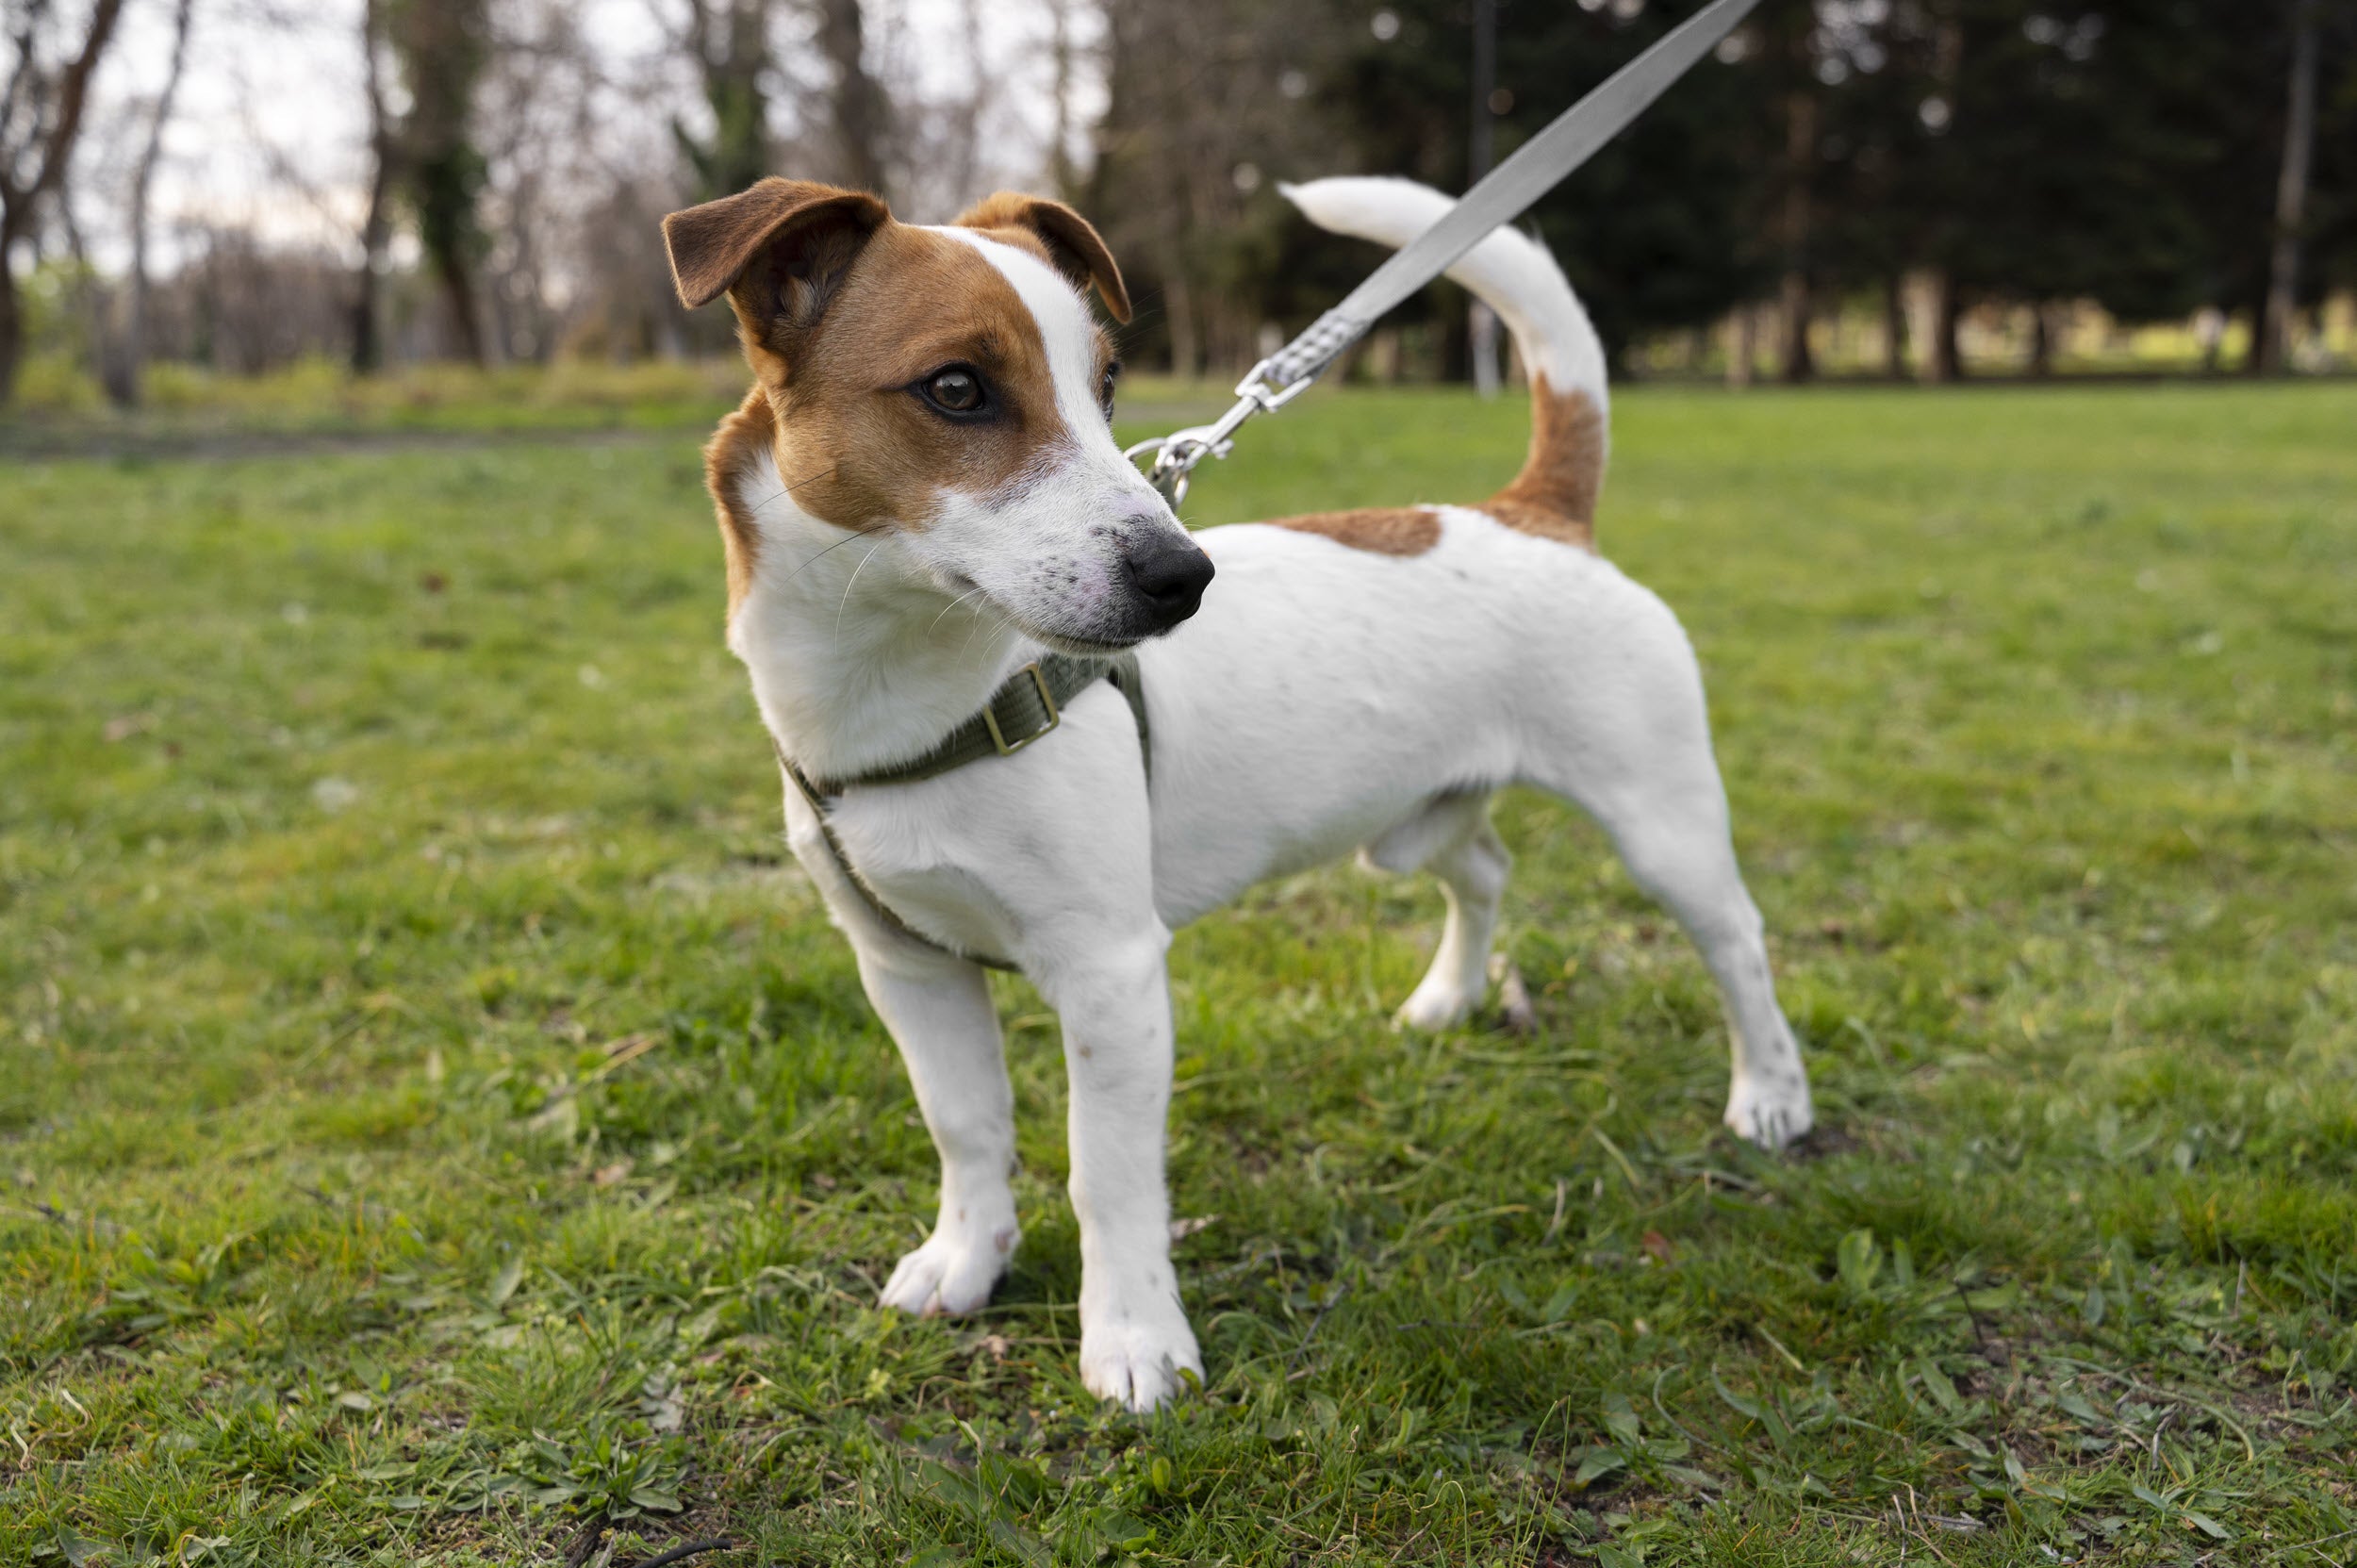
[1641,1230,1677,1265]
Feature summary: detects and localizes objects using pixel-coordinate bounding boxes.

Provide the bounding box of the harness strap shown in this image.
[775,652,1147,972]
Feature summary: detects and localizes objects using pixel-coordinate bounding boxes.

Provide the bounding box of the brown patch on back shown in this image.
[704,385,776,619]
[1482,373,1606,549]
[1269,506,1441,556]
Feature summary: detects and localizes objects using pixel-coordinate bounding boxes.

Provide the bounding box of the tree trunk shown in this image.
[2240,275,2272,374]
[2259,0,2318,375]
[1779,273,1813,383]
[673,1,771,202]
[1778,90,1816,384]
[0,240,23,406]
[819,0,889,195]
[350,158,394,373]
[1468,0,1500,395]
[2028,304,2052,377]
[387,0,488,367]
[110,0,198,406]
[58,183,115,393]
[1727,304,1756,388]
[1048,0,1076,197]
[351,0,394,373]
[0,0,128,406]
[437,251,486,366]
[1164,269,1198,377]
[1882,275,1907,380]
[1927,271,1963,383]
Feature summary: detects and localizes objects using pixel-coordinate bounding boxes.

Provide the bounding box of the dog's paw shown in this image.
[1724,1074,1815,1150]
[879,1220,1017,1317]
[1080,1316,1203,1412]
[1393,981,1475,1033]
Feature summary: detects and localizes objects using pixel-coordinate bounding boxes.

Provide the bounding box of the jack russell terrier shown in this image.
[661,173,1814,1411]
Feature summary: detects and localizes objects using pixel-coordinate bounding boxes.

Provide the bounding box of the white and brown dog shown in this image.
[662,173,1813,1411]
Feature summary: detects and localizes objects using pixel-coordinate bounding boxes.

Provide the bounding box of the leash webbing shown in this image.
[1126,0,1764,505]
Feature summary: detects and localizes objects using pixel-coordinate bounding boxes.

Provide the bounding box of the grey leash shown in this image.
[1125,0,1765,506]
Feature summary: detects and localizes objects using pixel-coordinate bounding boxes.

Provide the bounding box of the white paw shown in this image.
[1393,982,1475,1032]
[1724,1074,1815,1150]
[878,1219,1017,1317]
[1080,1316,1202,1412]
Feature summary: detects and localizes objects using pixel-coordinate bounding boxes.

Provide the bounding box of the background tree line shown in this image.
[2,0,2350,409]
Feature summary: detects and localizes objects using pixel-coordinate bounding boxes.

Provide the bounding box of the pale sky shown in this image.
[73,0,1097,275]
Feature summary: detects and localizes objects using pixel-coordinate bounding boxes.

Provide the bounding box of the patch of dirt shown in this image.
[1781,1122,1866,1162]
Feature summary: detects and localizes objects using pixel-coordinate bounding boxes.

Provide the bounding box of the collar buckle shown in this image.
[981,661,1060,756]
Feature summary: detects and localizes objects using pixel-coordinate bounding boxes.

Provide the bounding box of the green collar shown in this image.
[774,652,1149,971]
[792,651,1146,799]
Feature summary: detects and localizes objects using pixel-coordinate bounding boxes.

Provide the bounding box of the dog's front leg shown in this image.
[1030,928,1201,1411]
[851,944,1021,1317]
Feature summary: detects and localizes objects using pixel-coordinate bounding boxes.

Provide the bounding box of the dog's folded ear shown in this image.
[953,192,1132,323]
[662,177,890,324]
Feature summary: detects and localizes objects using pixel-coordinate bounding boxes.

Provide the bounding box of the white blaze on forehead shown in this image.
[931,227,1109,448]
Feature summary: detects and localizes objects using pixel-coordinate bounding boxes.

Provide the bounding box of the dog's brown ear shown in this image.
[953,191,1131,323]
[662,177,890,322]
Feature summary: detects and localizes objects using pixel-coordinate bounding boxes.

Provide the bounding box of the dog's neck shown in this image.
[725,442,1039,783]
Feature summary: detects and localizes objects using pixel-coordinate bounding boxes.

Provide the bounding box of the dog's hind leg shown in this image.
[1519,599,1814,1148]
[1362,791,1511,1032]
[852,945,1023,1317]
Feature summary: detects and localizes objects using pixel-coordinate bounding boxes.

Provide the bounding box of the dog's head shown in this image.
[665,178,1212,649]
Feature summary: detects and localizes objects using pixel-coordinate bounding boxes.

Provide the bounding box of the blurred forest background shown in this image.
[2,0,2353,415]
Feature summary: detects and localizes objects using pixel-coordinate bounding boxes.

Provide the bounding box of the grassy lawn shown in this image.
[3,379,2353,1566]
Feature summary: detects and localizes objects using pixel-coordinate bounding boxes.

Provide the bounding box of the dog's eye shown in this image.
[919,366,988,416]
[1098,365,1120,421]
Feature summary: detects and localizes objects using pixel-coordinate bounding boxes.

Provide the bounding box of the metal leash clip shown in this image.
[1122,374,1274,508]
[1126,309,1362,506]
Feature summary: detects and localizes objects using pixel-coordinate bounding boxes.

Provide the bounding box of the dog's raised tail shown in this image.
[1279,175,1607,536]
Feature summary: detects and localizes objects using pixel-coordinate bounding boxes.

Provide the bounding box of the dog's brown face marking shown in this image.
[1270,506,1442,556]
[1483,373,1604,548]
[704,385,777,618]
[667,179,1126,553]
[950,190,1133,322]
[750,221,1099,537]
[668,179,1209,646]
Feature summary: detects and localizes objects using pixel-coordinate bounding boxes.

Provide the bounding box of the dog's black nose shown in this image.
[1119,529,1215,629]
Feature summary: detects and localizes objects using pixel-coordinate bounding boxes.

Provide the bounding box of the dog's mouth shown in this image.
[939,572,1152,655]
[1026,625,1145,655]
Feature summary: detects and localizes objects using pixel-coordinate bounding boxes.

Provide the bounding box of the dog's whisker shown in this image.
[927,587,989,639]
[777,523,885,589]
[833,538,891,652]
[739,459,842,516]
[960,602,1021,659]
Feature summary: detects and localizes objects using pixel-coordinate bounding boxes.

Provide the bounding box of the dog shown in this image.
[660,173,1814,1411]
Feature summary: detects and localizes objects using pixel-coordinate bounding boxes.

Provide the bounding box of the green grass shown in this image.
[0,356,750,446]
[3,380,2354,1566]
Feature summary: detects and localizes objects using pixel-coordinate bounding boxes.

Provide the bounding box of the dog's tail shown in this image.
[1279,175,1608,535]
